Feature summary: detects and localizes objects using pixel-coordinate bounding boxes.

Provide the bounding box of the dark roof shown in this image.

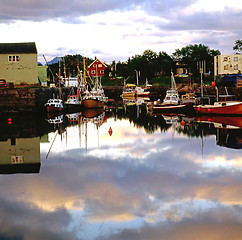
[0,42,37,54]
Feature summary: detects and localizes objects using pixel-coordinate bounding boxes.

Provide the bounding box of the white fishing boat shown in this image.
[152,72,188,113]
[81,58,108,109]
[82,84,107,108]
[45,98,64,112]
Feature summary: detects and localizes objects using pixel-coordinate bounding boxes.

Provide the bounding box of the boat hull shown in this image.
[194,102,242,115]
[136,92,150,97]
[153,104,188,113]
[82,99,105,108]
[46,106,64,112]
[121,92,136,98]
[65,103,82,112]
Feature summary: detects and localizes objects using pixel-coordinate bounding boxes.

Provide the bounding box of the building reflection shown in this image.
[0,113,55,174]
[0,137,41,174]
[0,102,241,175]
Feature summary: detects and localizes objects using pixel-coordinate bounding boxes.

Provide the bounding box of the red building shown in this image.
[87,58,107,77]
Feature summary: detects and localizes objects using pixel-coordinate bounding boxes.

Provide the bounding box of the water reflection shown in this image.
[0,103,241,239]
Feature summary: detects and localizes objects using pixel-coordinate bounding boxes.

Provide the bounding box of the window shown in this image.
[224,57,228,61]
[100,70,104,74]
[98,64,102,68]
[224,65,228,70]
[91,70,95,75]
[93,64,97,68]
[8,55,20,62]
[234,57,238,61]
[234,64,238,70]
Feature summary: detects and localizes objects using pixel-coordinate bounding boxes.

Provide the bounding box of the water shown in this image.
[0,102,241,240]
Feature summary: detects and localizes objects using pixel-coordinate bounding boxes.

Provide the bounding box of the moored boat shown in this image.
[81,58,108,109]
[65,94,82,111]
[45,98,64,112]
[194,101,242,115]
[151,72,189,114]
[194,90,242,115]
[82,86,107,108]
[135,86,150,97]
[121,84,136,98]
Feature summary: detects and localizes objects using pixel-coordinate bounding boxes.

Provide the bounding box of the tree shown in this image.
[154,51,173,76]
[233,39,242,54]
[173,44,220,80]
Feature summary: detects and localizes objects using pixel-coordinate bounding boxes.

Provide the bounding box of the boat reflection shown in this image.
[0,102,241,172]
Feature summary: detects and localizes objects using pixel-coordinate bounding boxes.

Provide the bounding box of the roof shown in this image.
[88,58,107,68]
[0,42,37,54]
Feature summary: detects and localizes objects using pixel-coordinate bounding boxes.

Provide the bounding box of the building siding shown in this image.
[0,42,38,84]
[214,55,242,76]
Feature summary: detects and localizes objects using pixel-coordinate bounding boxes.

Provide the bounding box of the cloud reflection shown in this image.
[0,118,242,239]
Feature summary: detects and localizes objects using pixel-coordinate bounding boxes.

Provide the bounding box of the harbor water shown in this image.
[0,101,241,240]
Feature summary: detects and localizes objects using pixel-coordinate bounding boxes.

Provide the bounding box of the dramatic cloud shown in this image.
[0,115,242,239]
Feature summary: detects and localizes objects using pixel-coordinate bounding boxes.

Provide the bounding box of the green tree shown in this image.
[173,44,220,80]
[233,39,242,54]
[154,51,173,76]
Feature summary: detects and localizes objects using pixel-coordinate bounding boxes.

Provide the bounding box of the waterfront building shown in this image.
[38,65,48,86]
[0,42,38,85]
[87,58,107,77]
[214,54,242,76]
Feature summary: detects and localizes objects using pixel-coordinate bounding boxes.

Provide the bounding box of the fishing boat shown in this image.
[151,72,188,113]
[82,84,107,108]
[135,86,150,97]
[121,84,136,98]
[194,101,242,115]
[65,94,81,111]
[45,98,64,112]
[134,71,150,97]
[194,88,242,115]
[81,58,108,109]
[181,92,196,106]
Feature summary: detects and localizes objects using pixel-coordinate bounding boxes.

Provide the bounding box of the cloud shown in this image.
[0,197,76,240]
[0,0,144,22]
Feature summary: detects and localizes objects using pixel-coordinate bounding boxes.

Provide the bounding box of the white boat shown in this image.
[45,98,64,112]
[152,72,188,113]
[65,94,81,110]
[81,58,108,108]
[181,92,196,106]
[82,85,107,108]
[135,86,150,97]
[134,71,150,97]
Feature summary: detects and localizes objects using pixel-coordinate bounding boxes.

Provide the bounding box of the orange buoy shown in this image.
[108,127,113,136]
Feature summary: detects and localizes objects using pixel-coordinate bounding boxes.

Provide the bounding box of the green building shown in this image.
[38,65,48,86]
[0,42,38,85]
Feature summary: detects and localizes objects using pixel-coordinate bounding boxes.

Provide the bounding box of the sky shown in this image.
[0,0,242,64]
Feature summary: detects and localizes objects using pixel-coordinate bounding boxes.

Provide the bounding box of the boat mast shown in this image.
[171,71,176,90]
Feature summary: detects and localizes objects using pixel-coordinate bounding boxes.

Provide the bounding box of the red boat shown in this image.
[194,101,242,115]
